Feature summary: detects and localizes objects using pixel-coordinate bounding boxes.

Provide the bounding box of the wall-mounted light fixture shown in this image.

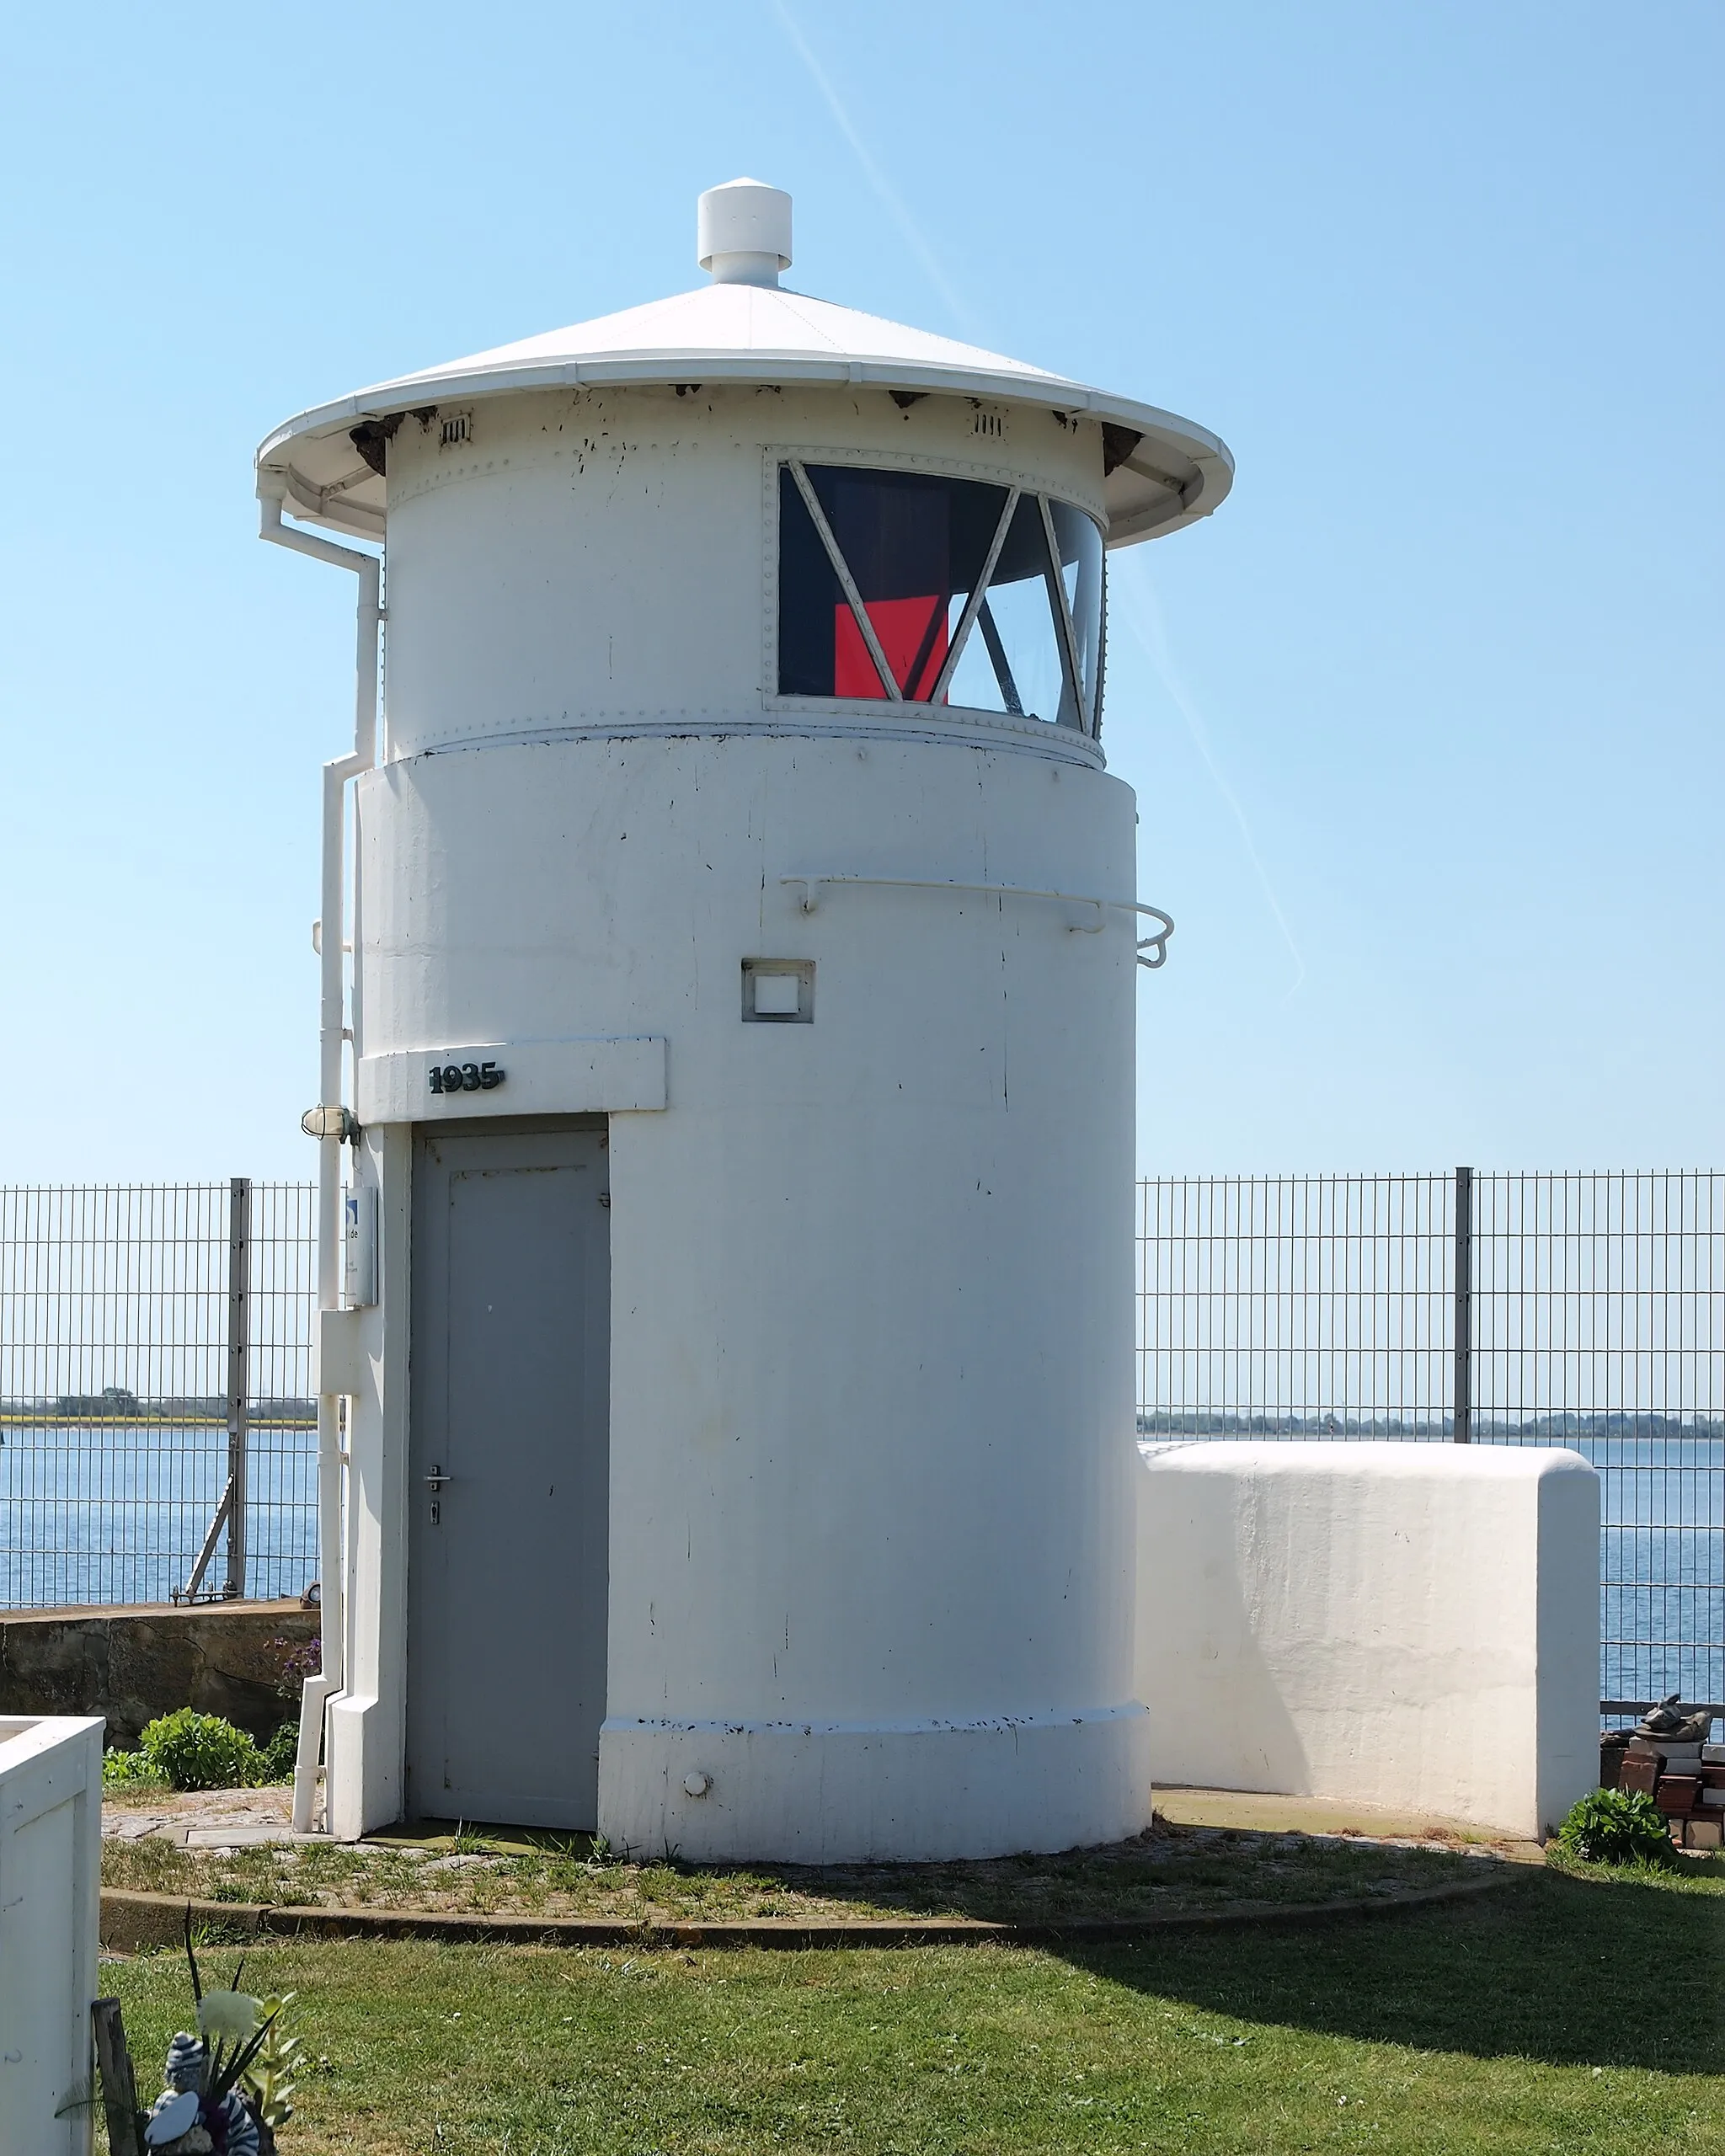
[301,1104,362,1143]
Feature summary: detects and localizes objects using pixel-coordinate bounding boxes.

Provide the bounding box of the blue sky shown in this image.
[1,2,1717,1182]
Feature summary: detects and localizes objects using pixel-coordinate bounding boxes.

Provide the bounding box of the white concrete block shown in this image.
[0,1715,104,2155]
[355,1034,667,1123]
[1135,1442,1599,1838]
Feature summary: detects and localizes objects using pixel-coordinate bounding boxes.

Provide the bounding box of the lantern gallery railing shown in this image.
[776,458,1106,734]
[3,1169,1719,1726]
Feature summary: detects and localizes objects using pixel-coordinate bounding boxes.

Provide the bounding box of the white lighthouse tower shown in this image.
[260,180,1232,1859]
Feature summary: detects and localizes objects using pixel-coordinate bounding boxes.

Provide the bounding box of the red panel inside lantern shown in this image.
[834,597,948,701]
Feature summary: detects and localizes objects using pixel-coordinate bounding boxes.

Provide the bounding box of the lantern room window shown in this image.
[777,461,1105,734]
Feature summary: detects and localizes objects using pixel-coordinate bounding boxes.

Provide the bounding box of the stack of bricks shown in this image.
[1611,1732,1725,1850]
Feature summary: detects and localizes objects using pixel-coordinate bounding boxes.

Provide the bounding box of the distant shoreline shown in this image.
[0,1412,317,1429]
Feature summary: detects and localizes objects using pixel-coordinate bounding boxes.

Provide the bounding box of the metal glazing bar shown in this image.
[1037,494,1087,732]
[975,600,1024,716]
[927,488,1020,707]
[786,460,901,701]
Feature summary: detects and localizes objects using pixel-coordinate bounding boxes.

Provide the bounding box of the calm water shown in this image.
[0,1421,317,1608]
[3,1423,1719,1706]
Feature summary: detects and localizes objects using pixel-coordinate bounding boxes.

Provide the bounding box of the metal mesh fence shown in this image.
[5,1168,1720,1711]
[0,1182,317,1608]
[1137,1171,1725,1716]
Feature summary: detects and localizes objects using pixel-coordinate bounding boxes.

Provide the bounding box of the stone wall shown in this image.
[0,1600,318,1749]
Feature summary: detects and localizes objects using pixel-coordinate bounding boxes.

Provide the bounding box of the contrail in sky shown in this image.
[1116,558,1308,1003]
[768,0,987,340]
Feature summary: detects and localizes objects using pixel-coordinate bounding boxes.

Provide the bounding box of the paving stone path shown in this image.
[102,1785,318,1849]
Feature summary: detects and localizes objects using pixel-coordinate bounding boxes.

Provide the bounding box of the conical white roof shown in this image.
[257,277,1231,547]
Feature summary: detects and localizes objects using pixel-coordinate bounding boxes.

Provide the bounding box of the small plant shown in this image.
[260,1718,301,1782]
[103,1746,168,1791]
[1557,1787,1673,1865]
[138,1709,265,1792]
[241,1992,302,2135]
[521,1828,585,1858]
[271,1635,322,1701]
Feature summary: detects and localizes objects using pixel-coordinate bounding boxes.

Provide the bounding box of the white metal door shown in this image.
[407,1122,610,1827]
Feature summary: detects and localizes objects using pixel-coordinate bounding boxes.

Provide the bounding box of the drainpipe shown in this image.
[259,490,380,1833]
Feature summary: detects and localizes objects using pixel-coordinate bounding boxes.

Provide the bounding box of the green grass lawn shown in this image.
[99,1855,1723,2153]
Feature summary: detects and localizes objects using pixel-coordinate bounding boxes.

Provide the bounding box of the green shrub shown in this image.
[102,1745,167,1790]
[1557,1786,1673,1865]
[260,1717,301,1782]
[102,1710,296,1792]
[136,1709,264,1791]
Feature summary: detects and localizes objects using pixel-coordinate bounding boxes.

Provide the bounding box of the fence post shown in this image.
[1453,1164,1473,1443]
[223,1176,251,1598]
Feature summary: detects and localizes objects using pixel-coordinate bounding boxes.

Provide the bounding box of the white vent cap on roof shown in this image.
[698,179,793,287]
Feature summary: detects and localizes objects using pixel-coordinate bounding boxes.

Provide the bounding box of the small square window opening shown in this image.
[743,960,815,1022]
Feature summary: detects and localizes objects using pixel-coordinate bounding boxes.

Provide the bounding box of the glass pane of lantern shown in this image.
[1049,499,1105,731]
[777,466,847,697]
[945,493,1069,725]
[784,466,1008,702]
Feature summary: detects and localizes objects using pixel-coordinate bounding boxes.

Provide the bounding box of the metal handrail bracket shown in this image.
[781,873,1173,967]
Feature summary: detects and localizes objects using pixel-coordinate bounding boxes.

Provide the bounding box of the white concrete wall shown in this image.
[1135,1443,1599,1838]
[325,379,1151,1860]
[0,1716,103,2154]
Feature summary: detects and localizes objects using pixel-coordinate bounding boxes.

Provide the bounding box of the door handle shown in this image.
[425,1466,451,1491]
